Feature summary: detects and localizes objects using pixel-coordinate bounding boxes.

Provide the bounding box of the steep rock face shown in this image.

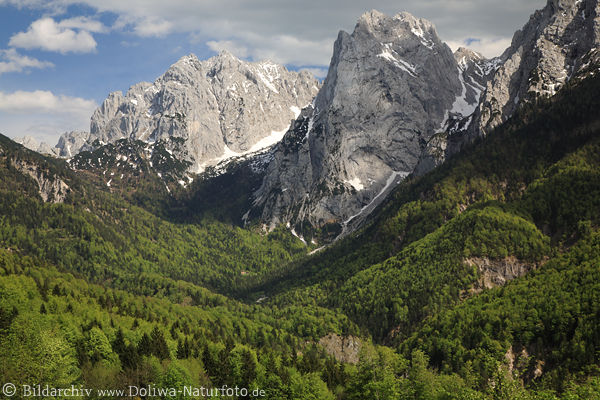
[10,159,70,203]
[58,52,319,173]
[464,256,541,292]
[252,11,474,238]
[476,0,600,135]
[55,131,92,157]
[318,334,361,364]
[417,47,499,171]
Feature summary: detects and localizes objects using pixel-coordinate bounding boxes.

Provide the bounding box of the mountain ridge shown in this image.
[56,51,319,174]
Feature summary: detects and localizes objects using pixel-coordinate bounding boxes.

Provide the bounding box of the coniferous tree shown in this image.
[112,328,126,357]
[138,333,152,356]
[150,326,170,360]
[176,339,186,359]
[0,306,18,333]
[121,344,140,370]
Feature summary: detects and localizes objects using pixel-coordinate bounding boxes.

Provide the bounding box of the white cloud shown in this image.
[4,0,546,63]
[207,34,333,66]
[9,17,101,54]
[0,90,97,114]
[446,37,513,59]
[132,17,173,37]
[114,15,172,37]
[300,67,329,80]
[0,48,54,74]
[0,90,97,144]
[246,34,334,66]
[58,16,108,33]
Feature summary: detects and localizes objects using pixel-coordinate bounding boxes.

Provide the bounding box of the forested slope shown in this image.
[0,67,599,399]
[239,71,600,396]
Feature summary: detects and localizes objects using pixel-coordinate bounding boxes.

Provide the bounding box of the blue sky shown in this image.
[0,0,545,146]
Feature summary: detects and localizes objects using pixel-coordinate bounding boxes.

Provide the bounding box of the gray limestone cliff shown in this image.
[251,11,478,239]
[56,51,319,173]
[475,0,600,136]
[10,158,70,203]
[55,131,92,157]
[253,1,600,240]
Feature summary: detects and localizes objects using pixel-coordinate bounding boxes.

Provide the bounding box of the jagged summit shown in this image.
[475,0,600,134]
[58,51,320,174]
[353,10,440,51]
[421,0,600,169]
[251,9,469,240]
[454,47,485,64]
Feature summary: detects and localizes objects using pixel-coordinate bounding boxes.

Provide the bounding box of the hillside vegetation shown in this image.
[0,71,599,398]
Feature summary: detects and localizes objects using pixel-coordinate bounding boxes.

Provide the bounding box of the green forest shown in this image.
[1,68,600,399]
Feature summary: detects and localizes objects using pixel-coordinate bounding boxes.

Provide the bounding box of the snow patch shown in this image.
[144,85,159,94]
[410,24,434,49]
[256,70,279,93]
[344,171,408,225]
[290,106,301,119]
[247,128,288,153]
[451,67,478,116]
[377,43,417,77]
[345,177,364,191]
[290,228,307,245]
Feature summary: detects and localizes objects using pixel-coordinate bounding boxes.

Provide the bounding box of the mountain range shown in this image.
[2,0,600,398]
[16,0,597,245]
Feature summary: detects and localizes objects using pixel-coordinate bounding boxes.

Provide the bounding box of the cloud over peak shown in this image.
[0,90,97,114]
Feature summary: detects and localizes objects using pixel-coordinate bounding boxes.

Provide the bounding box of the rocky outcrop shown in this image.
[58,52,319,173]
[10,159,70,203]
[464,256,542,293]
[252,10,478,239]
[318,333,361,364]
[504,345,545,382]
[424,0,600,165]
[55,131,92,157]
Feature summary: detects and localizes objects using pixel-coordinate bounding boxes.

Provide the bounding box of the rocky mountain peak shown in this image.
[394,11,438,40]
[454,47,484,65]
[251,10,468,240]
[14,135,56,156]
[59,52,320,175]
[475,0,600,134]
[353,10,439,50]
